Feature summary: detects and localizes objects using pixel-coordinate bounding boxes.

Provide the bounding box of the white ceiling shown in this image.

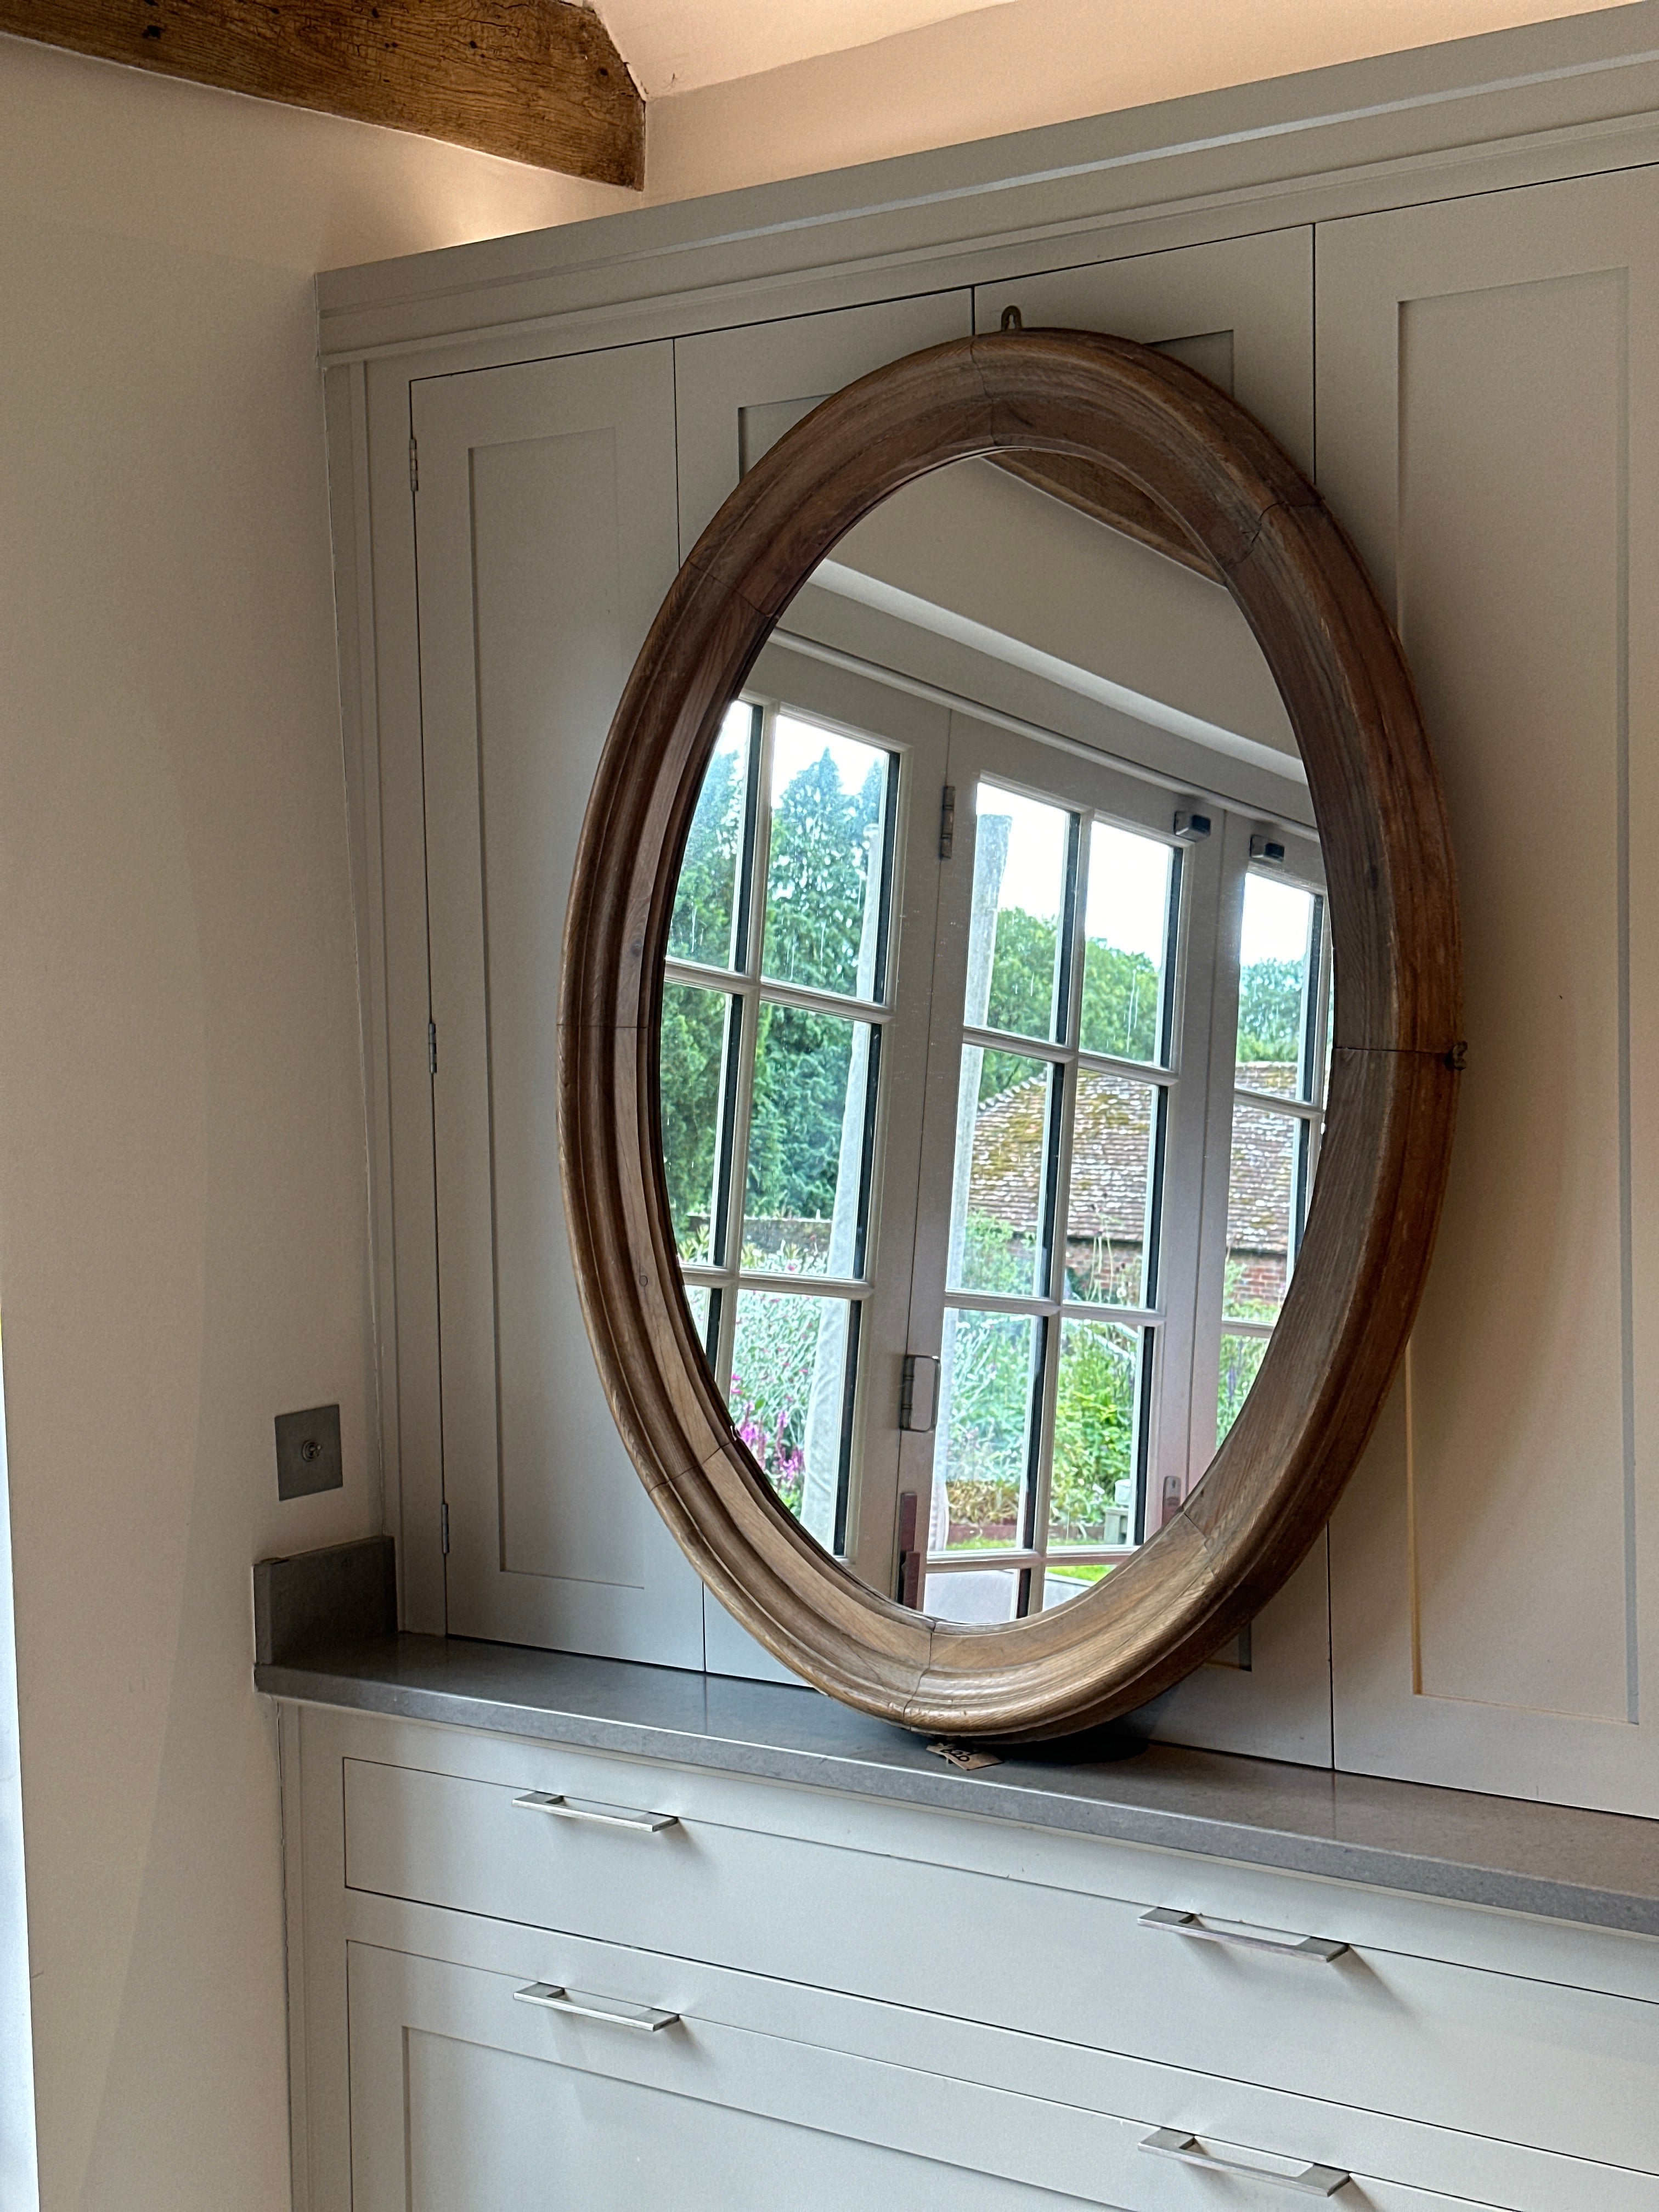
[594,0,1016,97]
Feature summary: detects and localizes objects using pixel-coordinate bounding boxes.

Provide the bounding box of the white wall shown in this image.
[0,33,631,2212]
[641,0,1622,201]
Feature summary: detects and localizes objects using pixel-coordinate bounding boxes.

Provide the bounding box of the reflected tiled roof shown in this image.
[968,1064,1299,1252]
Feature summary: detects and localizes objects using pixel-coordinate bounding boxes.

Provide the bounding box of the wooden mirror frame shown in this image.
[560,329,1462,1741]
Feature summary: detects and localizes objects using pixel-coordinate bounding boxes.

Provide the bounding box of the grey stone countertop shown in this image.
[256,1630,1659,1938]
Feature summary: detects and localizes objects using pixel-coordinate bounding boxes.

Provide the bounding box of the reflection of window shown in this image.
[1219,872,1331,1444]
[660,701,895,1551]
[929,795,1176,1620]
[661,684,1327,1618]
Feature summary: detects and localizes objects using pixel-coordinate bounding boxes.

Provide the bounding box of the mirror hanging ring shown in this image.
[560,328,1462,1742]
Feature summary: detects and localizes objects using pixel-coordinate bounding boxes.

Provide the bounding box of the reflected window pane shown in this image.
[968,783,1074,1042]
[950,1048,1055,1297]
[1225,1104,1299,1321]
[1237,872,1317,1098]
[1050,1319,1141,1548]
[729,1291,854,1548]
[1218,1332,1269,1442]
[934,1307,1039,1552]
[658,983,733,1265]
[1065,1070,1158,1306]
[743,1006,876,1278]
[680,1284,713,1354]
[1080,823,1174,1064]
[668,701,753,972]
[761,716,891,1000]
[924,1569,1020,1624]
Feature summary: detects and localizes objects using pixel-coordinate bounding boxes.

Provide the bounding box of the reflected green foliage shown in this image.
[985,908,1060,1042]
[962,1211,1038,1295]
[729,1294,819,1518]
[747,1005,857,1227]
[944,1295,1140,1544]
[661,741,885,1263]
[764,751,885,996]
[1081,940,1161,1062]
[1237,957,1306,1064]
[982,906,1163,1063]
[668,743,744,969]
[1051,1323,1137,1539]
[659,984,727,1261]
[943,1308,1034,1537]
[1218,1331,1269,1442]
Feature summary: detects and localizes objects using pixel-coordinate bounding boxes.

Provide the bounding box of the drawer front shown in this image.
[349,1937,1508,2212]
[344,1754,1659,2171]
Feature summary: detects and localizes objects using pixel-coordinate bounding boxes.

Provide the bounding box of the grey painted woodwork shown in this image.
[411,342,706,1664]
[279,1697,1659,2212]
[1319,164,1659,1816]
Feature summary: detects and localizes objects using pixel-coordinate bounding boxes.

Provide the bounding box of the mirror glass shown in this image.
[657,444,1329,1621]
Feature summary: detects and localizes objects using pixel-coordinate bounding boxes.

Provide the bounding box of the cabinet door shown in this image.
[1318,169,1659,1814]
[414,346,705,1662]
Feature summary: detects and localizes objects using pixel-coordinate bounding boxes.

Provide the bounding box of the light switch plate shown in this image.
[275,1403,343,1500]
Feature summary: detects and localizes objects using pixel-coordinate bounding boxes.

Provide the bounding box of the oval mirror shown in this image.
[561,329,1461,1740]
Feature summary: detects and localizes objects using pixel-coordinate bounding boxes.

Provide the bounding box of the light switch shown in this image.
[275,1403,343,1500]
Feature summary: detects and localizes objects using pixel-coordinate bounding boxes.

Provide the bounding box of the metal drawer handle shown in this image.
[514,1982,680,2033]
[513,1789,678,1833]
[1140,1906,1347,1962]
[1141,2129,1349,2197]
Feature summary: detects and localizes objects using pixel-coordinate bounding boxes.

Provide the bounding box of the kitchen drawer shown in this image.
[347,1917,1644,2212]
[344,1752,1659,2172]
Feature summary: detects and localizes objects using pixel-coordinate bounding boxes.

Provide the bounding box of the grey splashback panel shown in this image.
[253,1536,396,1667]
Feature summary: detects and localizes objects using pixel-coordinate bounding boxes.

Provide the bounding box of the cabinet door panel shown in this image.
[1319,167,1659,1813]
[414,346,704,1662]
[675,290,973,551]
[975,228,1313,473]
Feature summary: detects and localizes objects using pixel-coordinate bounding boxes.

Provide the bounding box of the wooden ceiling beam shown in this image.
[0,0,643,187]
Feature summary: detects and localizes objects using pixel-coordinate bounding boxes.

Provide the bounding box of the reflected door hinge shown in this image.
[409,435,419,494]
[427,1018,438,1076]
[939,785,956,860]
[899,1352,939,1433]
[441,1499,450,1555]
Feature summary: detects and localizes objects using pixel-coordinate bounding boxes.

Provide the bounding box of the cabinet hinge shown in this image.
[427,1018,438,1076]
[441,1499,450,1555]
[409,434,419,494]
[939,784,956,860]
